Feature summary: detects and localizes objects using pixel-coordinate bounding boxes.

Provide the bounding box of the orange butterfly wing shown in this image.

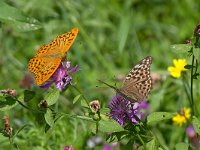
[28,28,78,85]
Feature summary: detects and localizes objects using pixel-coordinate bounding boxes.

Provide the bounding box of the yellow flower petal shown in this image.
[172,114,187,126]
[172,107,191,126]
[173,59,179,67]
[175,59,187,71]
[171,71,181,78]
[167,66,181,78]
[167,66,174,72]
[183,108,191,119]
[168,59,187,78]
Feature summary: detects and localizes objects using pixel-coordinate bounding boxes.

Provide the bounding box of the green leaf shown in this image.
[118,14,131,53]
[23,90,35,102]
[106,132,124,143]
[124,140,135,150]
[192,116,200,135]
[193,47,200,59]
[100,108,110,114]
[91,122,97,134]
[45,124,51,133]
[146,138,159,150]
[175,142,189,150]
[192,73,200,79]
[138,146,145,150]
[13,124,31,139]
[184,64,194,69]
[0,1,42,32]
[0,96,18,111]
[73,94,82,104]
[44,89,60,106]
[99,120,124,133]
[81,99,89,108]
[44,108,54,127]
[171,44,192,53]
[147,112,175,125]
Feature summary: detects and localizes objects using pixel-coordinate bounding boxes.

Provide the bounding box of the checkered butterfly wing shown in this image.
[119,56,152,102]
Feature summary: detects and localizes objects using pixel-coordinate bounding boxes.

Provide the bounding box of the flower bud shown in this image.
[3,116,13,137]
[89,100,100,113]
[0,89,16,97]
[194,23,200,37]
[39,100,48,108]
[185,39,192,44]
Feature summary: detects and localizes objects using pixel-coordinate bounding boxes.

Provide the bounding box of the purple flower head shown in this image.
[138,101,149,110]
[138,101,150,121]
[103,143,119,150]
[109,94,142,126]
[186,125,196,138]
[40,61,80,91]
[103,144,113,150]
[186,125,200,147]
[64,145,74,150]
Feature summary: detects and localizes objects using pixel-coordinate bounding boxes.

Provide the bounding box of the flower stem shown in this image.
[190,55,194,115]
[16,99,44,114]
[190,37,199,115]
[182,74,192,107]
[73,85,90,107]
[136,134,146,148]
[9,137,13,150]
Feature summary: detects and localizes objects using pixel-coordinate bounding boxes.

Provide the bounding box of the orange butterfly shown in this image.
[28,28,78,85]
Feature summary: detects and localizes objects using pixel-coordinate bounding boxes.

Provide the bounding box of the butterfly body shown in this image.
[28,28,78,85]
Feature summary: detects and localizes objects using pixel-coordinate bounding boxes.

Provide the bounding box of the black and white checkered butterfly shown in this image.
[99,56,152,102]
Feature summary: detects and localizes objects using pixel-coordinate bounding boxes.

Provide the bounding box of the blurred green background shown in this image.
[0,0,199,149]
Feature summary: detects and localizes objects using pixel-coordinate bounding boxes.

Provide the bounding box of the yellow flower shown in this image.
[172,114,187,126]
[182,107,191,119]
[168,59,187,78]
[172,107,191,126]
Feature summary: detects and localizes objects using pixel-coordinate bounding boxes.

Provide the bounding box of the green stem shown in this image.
[155,135,167,150]
[190,55,195,115]
[9,137,13,150]
[16,100,44,114]
[73,85,90,107]
[136,134,146,148]
[96,121,99,134]
[191,37,200,115]
[182,75,192,106]
[59,112,95,122]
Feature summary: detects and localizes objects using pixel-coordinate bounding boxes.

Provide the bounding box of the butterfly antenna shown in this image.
[98,80,118,91]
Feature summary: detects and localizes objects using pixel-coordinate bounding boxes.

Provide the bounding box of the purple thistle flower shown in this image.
[109,95,142,126]
[138,101,150,121]
[138,101,149,110]
[40,61,80,91]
